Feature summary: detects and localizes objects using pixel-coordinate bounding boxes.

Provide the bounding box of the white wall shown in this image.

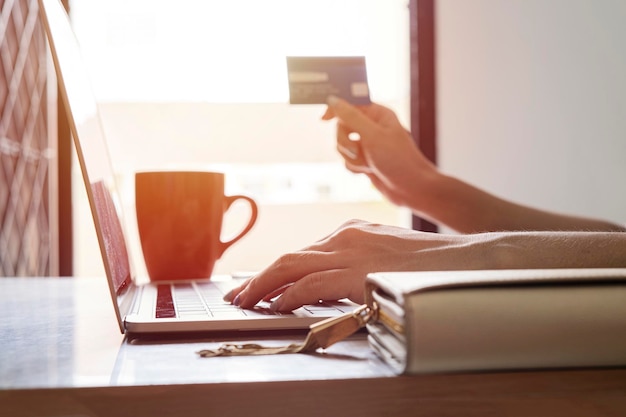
[437,0,626,226]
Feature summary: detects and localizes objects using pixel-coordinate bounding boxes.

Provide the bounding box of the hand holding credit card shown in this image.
[286,56,371,105]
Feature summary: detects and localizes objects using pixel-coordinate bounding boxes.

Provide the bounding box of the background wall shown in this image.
[436,0,626,228]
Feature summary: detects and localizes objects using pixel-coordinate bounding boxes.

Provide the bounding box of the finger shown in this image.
[262,285,289,302]
[227,276,289,303]
[222,277,252,302]
[336,122,360,157]
[336,122,368,168]
[234,251,345,309]
[269,269,355,312]
[343,158,373,175]
[320,106,336,120]
[337,142,358,160]
[225,220,365,304]
[326,95,379,134]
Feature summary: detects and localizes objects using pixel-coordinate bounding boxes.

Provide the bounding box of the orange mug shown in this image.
[135,171,258,281]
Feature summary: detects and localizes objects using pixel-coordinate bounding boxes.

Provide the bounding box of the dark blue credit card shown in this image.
[286,56,371,105]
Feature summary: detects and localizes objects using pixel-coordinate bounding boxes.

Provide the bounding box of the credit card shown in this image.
[286,56,371,105]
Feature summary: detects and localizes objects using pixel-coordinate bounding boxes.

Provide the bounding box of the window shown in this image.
[70,0,412,276]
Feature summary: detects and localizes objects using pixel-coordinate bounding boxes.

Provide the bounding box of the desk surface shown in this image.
[1,277,626,417]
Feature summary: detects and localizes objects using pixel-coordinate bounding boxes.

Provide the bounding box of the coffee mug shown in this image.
[135,171,258,281]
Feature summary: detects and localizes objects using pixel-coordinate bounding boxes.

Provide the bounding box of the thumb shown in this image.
[327,95,379,134]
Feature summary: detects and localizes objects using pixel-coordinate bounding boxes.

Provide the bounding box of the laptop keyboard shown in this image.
[155,284,177,318]
[156,281,350,319]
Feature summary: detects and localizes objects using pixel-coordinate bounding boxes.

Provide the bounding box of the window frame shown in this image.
[410,0,438,232]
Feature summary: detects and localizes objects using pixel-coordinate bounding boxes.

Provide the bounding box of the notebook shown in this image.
[39,0,355,334]
[365,269,626,374]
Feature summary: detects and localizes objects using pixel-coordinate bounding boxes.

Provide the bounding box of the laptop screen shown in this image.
[39,0,133,296]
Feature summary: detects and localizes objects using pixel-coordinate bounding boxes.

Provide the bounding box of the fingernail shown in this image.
[327,95,339,106]
[232,294,241,306]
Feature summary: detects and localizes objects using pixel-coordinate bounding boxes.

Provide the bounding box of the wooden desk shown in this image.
[1,277,625,417]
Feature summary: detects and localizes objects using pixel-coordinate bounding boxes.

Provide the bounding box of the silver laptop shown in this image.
[39,0,354,334]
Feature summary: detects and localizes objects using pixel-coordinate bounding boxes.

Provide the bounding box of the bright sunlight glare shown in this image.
[70,0,409,102]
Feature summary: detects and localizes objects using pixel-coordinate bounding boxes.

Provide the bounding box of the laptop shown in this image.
[39,0,355,334]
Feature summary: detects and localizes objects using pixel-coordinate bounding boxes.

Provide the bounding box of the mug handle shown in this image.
[218,195,259,258]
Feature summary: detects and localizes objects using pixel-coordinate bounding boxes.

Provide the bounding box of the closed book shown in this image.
[364,268,626,374]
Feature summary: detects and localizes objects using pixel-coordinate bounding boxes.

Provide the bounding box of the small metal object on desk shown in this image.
[197,304,372,357]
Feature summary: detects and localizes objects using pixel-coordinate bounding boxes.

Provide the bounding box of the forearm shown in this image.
[409,172,626,233]
[481,231,626,270]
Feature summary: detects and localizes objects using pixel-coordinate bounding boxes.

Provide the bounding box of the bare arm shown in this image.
[323,97,625,233]
[225,220,626,312]
[224,100,626,312]
[414,172,626,233]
